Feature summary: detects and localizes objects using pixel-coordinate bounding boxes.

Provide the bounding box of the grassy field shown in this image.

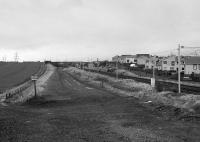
[0,62,44,91]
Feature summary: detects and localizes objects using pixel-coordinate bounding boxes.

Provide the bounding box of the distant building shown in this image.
[136,56,149,66]
[156,60,162,70]
[120,55,137,63]
[136,54,150,58]
[145,56,158,69]
[88,62,95,68]
[112,55,137,64]
[161,56,177,71]
[112,55,120,62]
[184,56,200,75]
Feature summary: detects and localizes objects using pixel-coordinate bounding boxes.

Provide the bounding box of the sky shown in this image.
[0,0,200,61]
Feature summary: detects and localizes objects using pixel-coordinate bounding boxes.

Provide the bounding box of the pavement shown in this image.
[0,67,200,142]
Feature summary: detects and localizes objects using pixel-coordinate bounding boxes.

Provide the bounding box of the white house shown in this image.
[161,56,177,71]
[184,56,200,75]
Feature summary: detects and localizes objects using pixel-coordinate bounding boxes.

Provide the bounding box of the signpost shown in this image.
[31,75,38,97]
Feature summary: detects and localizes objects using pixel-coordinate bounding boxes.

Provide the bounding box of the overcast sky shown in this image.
[0,0,200,61]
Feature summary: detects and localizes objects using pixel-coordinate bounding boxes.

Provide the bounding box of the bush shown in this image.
[156,83,164,92]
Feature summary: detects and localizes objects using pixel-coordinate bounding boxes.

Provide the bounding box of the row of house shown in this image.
[112,54,200,75]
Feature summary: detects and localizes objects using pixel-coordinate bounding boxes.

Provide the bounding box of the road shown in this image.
[0,68,200,142]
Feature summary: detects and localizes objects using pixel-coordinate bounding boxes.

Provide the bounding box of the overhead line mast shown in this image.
[178,45,200,94]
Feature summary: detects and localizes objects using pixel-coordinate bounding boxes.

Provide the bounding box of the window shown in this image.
[134,59,137,62]
[163,61,167,64]
[170,67,174,70]
[193,64,197,70]
[171,61,175,66]
[146,60,149,63]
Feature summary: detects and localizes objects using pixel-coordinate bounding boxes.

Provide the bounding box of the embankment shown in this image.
[65,67,200,115]
[0,64,55,103]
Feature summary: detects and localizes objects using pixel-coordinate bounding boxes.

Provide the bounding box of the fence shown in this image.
[0,63,47,101]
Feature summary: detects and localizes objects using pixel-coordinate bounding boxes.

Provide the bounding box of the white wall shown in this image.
[161,56,176,71]
[185,65,200,74]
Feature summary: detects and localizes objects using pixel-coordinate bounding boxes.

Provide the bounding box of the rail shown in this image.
[84,68,200,95]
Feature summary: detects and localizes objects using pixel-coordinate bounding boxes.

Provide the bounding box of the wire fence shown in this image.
[0,63,47,101]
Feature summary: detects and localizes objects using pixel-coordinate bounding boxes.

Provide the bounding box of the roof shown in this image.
[185,56,200,65]
[120,55,136,58]
[136,54,150,58]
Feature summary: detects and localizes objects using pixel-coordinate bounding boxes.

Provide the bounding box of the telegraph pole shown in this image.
[151,59,156,91]
[178,45,200,94]
[178,44,181,94]
[153,61,155,79]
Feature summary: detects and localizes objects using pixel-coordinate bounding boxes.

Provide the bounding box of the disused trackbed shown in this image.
[0,68,200,142]
[85,68,200,94]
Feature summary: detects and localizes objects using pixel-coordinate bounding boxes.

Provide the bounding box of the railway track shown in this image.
[85,68,200,95]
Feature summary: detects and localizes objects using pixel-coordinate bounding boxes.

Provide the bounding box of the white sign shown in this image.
[151,78,155,88]
[31,75,38,81]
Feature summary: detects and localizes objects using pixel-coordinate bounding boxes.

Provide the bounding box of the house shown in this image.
[136,56,149,66]
[136,54,150,58]
[120,55,137,63]
[184,56,200,75]
[156,60,162,70]
[161,56,177,71]
[112,55,137,64]
[176,56,186,72]
[145,56,158,69]
[88,62,95,69]
[112,55,120,62]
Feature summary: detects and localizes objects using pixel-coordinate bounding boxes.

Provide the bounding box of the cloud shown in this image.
[0,0,200,61]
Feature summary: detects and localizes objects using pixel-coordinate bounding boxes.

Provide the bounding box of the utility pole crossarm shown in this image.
[178,44,181,94]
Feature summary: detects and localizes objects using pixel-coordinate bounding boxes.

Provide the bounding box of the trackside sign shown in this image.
[31,76,38,81]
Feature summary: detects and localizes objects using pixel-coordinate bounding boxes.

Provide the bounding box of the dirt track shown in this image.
[0,67,200,142]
